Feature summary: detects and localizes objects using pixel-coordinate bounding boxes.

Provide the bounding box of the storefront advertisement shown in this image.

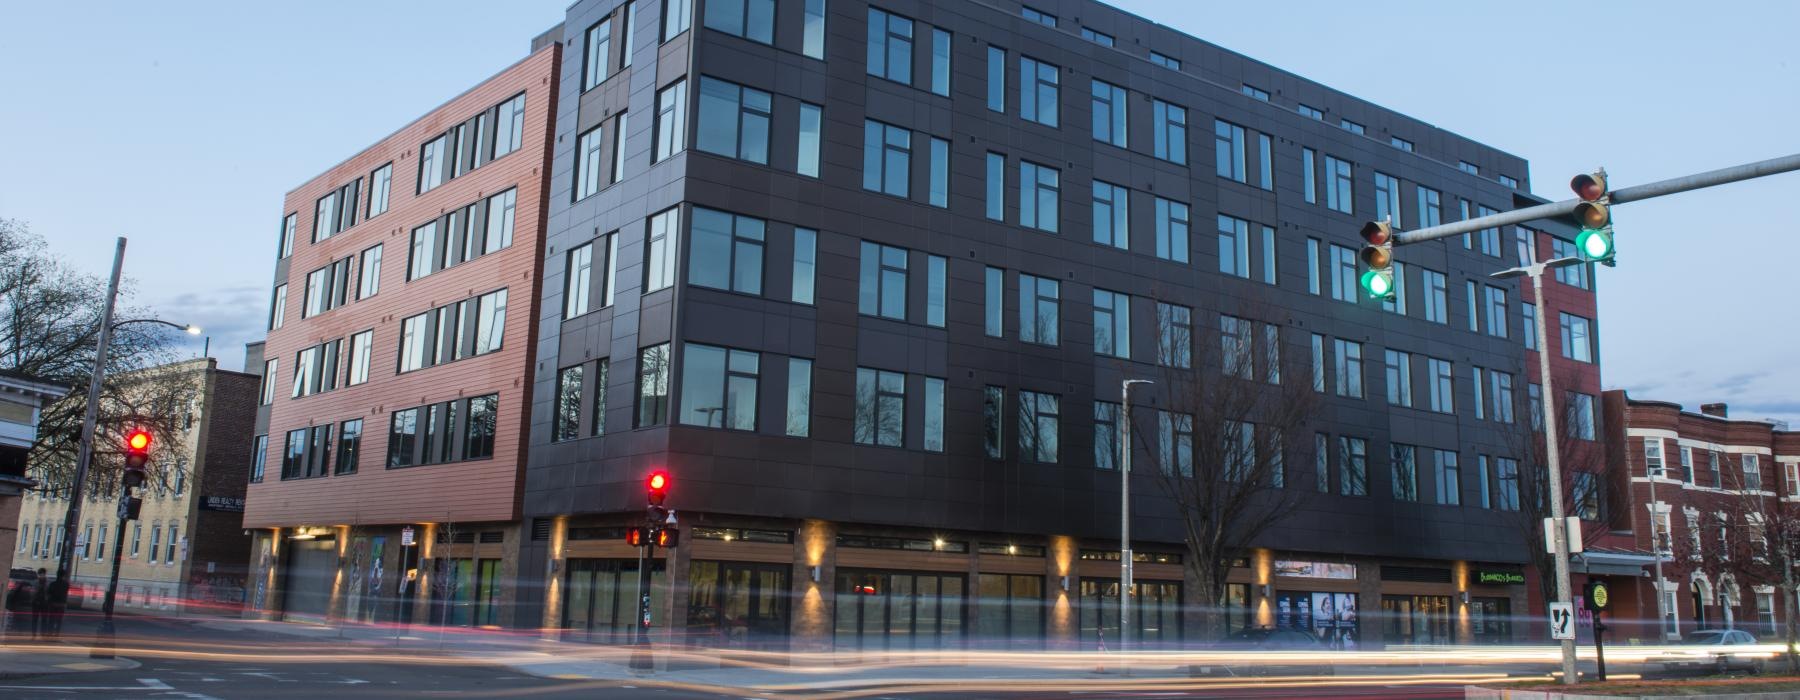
[1273,560,1357,580]
[1274,591,1359,649]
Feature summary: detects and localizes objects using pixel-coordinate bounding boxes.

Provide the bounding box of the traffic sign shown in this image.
[402,526,416,546]
[1549,602,1575,640]
[1585,581,1611,612]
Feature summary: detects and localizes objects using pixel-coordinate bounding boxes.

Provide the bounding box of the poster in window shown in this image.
[1310,592,1359,649]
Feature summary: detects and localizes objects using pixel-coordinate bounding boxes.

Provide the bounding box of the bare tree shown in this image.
[0,218,195,495]
[1716,465,1800,671]
[1144,294,1321,639]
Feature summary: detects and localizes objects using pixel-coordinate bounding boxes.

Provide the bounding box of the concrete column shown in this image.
[1046,535,1077,649]
[790,519,836,653]
[1253,548,1275,628]
[1454,561,1472,643]
[540,516,569,638]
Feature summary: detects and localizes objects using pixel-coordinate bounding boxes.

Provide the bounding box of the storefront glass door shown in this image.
[1381,594,1453,645]
[562,558,667,643]
[687,560,791,649]
[834,570,966,650]
[1076,579,1182,649]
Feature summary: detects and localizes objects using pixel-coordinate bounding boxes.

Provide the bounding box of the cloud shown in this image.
[151,285,267,372]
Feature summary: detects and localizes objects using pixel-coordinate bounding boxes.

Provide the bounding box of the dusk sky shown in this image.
[5,0,1795,425]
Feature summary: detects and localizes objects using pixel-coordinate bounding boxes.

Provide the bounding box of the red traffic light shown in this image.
[1570,171,1608,202]
[125,430,151,452]
[647,470,670,506]
[624,527,647,547]
[1358,220,1393,247]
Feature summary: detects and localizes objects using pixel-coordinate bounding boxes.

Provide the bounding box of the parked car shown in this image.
[1190,628,1336,677]
[1654,629,1770,673]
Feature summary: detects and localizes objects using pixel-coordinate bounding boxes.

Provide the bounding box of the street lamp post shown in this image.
[1118,378,1153,666]
[1491,256,1584,684]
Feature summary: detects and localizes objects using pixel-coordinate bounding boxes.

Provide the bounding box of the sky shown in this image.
[3,1,1796,425]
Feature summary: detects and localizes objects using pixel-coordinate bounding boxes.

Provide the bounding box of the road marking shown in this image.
[140,678,226,700]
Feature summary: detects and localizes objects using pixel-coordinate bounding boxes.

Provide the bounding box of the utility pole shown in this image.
[1493,257,1584,684]
[1118,378,1152,668]
[57,237,125,588]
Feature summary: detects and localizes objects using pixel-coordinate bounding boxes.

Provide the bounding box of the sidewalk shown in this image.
[0,644,139,679]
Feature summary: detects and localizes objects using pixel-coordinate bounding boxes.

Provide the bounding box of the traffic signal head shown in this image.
[646,470,670,507]
[1357,220,1395,301]
[123,496,142,521]
[624,526,648,547]
[1569,170,1615,263]
[124,429,152,469]
[654,528,679,548]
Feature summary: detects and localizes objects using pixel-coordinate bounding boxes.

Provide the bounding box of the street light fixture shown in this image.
[1118,378,1153,667]
[1490,255,1584,685]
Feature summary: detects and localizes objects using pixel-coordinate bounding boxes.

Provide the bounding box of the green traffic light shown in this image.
[1576,227,1614,261]
[1360,269,1393,299]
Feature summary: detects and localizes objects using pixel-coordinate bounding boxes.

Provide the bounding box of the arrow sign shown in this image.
[1549,602,1575,640]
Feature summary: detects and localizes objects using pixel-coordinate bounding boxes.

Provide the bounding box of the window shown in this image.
[1390,137,1414,152]
[1019,273,1059,345]
[622,2,638,67]
[1020,161,1060,232]
[395,289,507,373]
[1220,315,1253,379]
[1743,454,1762,491]
[1021,6,1056,26]
[1093,401,1121,470]
[637,343,671,427]
[1495,458,1521,510]
[801,0,825,58]
[928,137,949,208]
[250,435,267,483]
[1559,313,1593,363]
[1338,118,1364,135]
[473,289,507,356]
[590,360,609,436]
[565,242,595,318]
[1476,205,1502,256]
[149,526,162,564]
[1468,282,1481,331]
[347,330,373,386]
[1434,450,1460,505]
[1214,120,1246,182]
[584,18,614,90]
[679,344,758,430]
[697,77,770,164]
[269,285,287,331]
[663,0,692,40]
[1333,339,1363,398]
[418,135,447,194]
[1680,445,1695,483]
[1374,172,1402,228]
[1149,51,1179,70]
[1328,244,1357,302]
[984,266,1004,337]
[1552,239,1591,289]
[858,241,907,320]
[1515,227,1537,267]
[610,112,630,183]
[986,46,1006,112]
[929,27,951,96]
[1019,391,1059,463]
[792,228,816,304]
[925,255,947,327]
[1391,444,1418,501]
[1522,303,1537,350]
[704,0,773,44]
[312,180,360,242]
[282,424,331,479]
[302,257,352,318]
[1567,392,1596,440]
[1490,372,1514,424]
[1305,238,1321,294]
[1296,103,1322,120]
[354,244,382,300]
[1081,26,1113,46]
[1152,100,1187,165]
[867,8,913,84]
[291,339,342,398]
[923,376,945,452]
[1091,80,1127,147]
[1310,334,1326,392]
[1324,155,1353,214]
[796,102,822,177]
[1384,350,1412,407]
[576,125,606,199]
[688,207,764,295]
[493,93,526,159]
[654,80,688,162]
[1485,286,1508,338]
[1217,214,1250,278]
[1421,269,1448,323]
[1381,261,1407,315]
[555,364,584,442]
[854,367,905,447]
[260,359,278,405]
[367,163,391,218]
[862,120,911,197]
[1240,84,1269,101]
[464,394,497,460]
[1093,289,1130,359]
[786,358,812,437]
[1092,180,1129,249]
[984,386,1005,458]
[645,207,680,292]
[1258,134,1273,190]
[1427,358,1454,414]
[1153,198,1189,263]
[336,419,362,475]
[278,213,295,258]
[1459,161,1480,175]
[1019,56,1059,127]
[985,151,1006,220]
[1158,411,1194,476]
[1339,437,1367,496]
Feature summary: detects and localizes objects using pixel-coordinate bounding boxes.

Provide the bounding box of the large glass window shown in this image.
[1158,411,1193,476]
[566,242,594,318]
[367,163,391,218]
[1214,120,1245,181]
[645,207,680,292]
[1325,155,1353,214]
[1421,269,1448,323]
[1217,214,1250,278]
[858,241,907,320]
[1339,437,1367,496]
[797,103,822,177]
[347,330,373,386]
[1434,450,1460,505]
[985,152,1005,220]
[1018,391,1060,463]
[1094,401,1121,471]
[930,28,951,96]
[792,228,816,304]
[387,409,418,468]
[1157,302,1191,368]
[1391,444,1418,501]
[854,368,905,447]
[493,93,526,159]
[583,18,613,90]
[1091,80,1127,147]
[867,8,913,84]
[926,255,946,327]
[680,344,758,430]
[1020,161,1059,233]
[555,364,584,442]
[1333,339,1362,398]
[862,120,912,197]
[1153,100,1186,165]
[1427,358,1454,414]
[928,137,949,208]
[986,46,1005,113]
[1092,180,1129,249]
[802,0,825,59]
[1019,56,1059,127]
[357,245,382,299]
[697,77,771,164]
[1384,350,1411,407]
[983,386,1004,458]
[1328,244,1357,302]
[1093,289,1130,359]
[654,79,688,162]
[984,266,1004,337]
[637,343,670,427]
[703,0,774,44]
[576,125,607,202]
[688,207,764,295]
[1019,273,1059,345]
[924,377,945,452]
[1559,313,1593,362]
[1374,172,1402,228]
[786,358,812,437]
[663,0,692,40]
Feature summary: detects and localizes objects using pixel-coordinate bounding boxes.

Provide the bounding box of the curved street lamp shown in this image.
[111,318,202,335]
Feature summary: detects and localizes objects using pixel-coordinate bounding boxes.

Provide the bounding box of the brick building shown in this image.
[1604,391,1800,641]
[241,43,559,627]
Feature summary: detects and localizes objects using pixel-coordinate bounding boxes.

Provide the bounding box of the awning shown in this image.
[1572,550,1658,577]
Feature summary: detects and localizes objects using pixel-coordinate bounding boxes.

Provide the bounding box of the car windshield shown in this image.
[1683,632,1728,645]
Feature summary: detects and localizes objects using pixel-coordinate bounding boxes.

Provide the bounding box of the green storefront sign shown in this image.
[1475,570,1525,585]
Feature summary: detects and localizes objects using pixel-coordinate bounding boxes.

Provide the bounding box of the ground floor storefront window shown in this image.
[834,569,965,650]
[687,560,790,649]
[1468,597,1511,644]
[1274,591,1360,649]
[1381,594,1452,645]
[1076,579,1182,649]
[431,557,501,627]
[975,573,1043,649]
[563,558,667,643]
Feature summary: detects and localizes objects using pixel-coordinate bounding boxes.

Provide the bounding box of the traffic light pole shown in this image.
[91,507,131,659]
[58,237,125,589]
[1390,152,1800,247]
[630,538,656,671]
[1118,379,1152,670]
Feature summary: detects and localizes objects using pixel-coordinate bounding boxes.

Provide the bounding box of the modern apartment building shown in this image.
[242,44,559,626]
[512,0,1605,651]
[10,357,257,614]
[1604,392,1799,641]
